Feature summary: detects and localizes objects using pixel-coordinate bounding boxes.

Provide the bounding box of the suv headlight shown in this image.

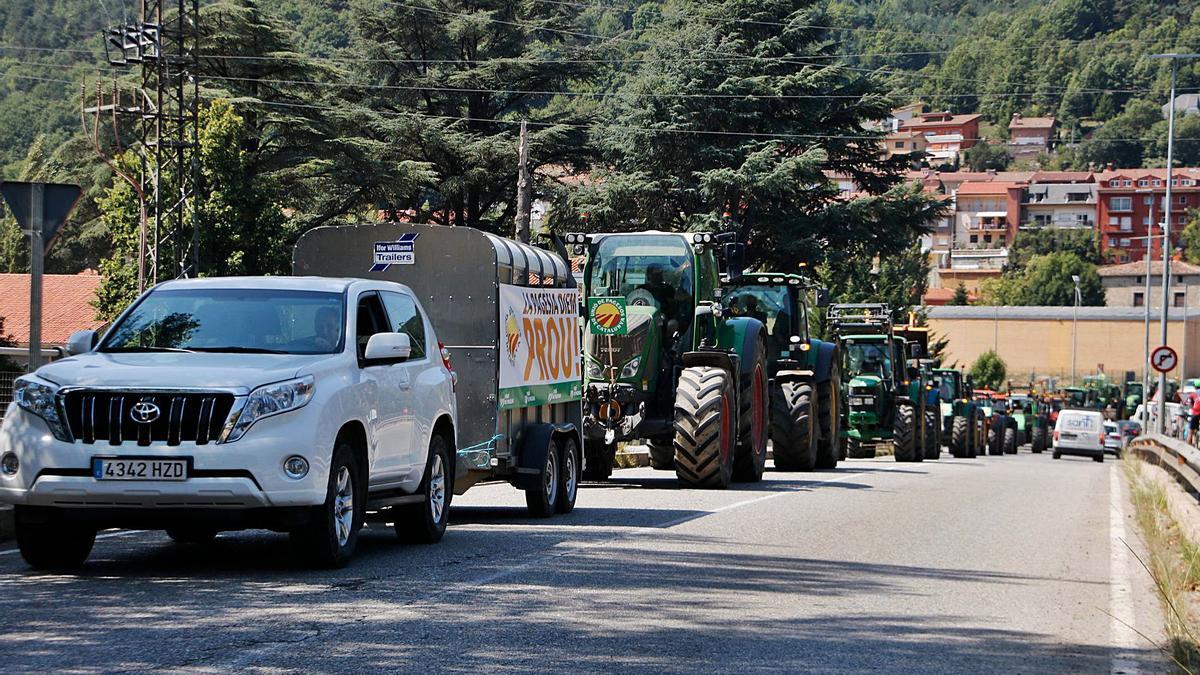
[224,376,315,442]
[620,356,642,379]
[13,377,71,441]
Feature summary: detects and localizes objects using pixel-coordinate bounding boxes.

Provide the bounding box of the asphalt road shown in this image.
[0,448,1168,673]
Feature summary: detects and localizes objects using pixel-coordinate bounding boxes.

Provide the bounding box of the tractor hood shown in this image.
[847,374,885,392]
[585,306,657,379]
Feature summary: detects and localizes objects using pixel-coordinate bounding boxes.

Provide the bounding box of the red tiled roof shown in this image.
[955,181,1024,195]
[1030,171,1094,183]
[924,287,977,305]
[936,171,1035,183]
[1009,116,1056,130]
[900,113,983,130]
[1097,260,1200,277]
[0,271,104,345]
[1096,167,1200,181]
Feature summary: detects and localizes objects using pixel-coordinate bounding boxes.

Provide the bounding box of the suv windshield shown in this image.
[101,288,346,355]
[587,235,693,324]
[844,340,892,379]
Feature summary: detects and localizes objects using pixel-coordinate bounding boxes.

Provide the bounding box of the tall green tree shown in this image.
[970,349,1007,391]
[563,0,942,272]
[979,251,1104,306]
[950,282,970,306]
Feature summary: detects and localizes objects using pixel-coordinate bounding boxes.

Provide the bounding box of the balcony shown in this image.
[946,247,1009,271]
[1020,219,1095,230]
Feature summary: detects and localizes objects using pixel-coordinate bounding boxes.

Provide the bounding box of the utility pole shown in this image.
[103,0,201,284]
[1072,274,1081,387]
[514,120,532,244]
[1148,53,1200,433]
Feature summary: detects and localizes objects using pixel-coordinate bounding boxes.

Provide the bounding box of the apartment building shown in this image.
[899,111,983,166]
[1022,171,1096,231]
[1096,168,1200,263]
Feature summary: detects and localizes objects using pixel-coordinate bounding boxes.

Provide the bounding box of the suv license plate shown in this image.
[92,457,189,481]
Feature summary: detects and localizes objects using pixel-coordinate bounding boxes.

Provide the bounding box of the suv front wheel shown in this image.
[292,442,363,569]
[15,507,96,571]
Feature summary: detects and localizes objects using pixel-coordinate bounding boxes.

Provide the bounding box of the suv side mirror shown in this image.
[364,332,412,362]
[814,287,831,308]
[66,329,98,356]
[723,242,747,278]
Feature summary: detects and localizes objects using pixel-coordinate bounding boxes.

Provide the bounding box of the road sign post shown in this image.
[0,181,83,370]
[1152,345,1178,374]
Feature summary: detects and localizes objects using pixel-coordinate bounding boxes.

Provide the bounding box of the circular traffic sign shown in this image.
[1151,345,1179,373]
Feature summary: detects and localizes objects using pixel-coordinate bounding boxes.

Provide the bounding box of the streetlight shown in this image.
[1131,232,1168,413]
[1072,274,1081,387]
[1148,52,1200,433]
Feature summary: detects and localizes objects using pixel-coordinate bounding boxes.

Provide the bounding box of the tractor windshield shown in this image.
[933,373,959,401]
[723,284,791,336]
[844,340,892,380]
[587,235,694,325]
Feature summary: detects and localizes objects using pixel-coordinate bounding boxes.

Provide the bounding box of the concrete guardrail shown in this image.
[1130,434,1200,502]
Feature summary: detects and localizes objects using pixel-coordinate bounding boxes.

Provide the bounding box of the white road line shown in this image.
[222,469,871,668]
[1110,465,1142,675]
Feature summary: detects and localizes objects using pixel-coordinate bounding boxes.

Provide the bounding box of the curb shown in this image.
[615,445,650,468]
[0,505,12,543]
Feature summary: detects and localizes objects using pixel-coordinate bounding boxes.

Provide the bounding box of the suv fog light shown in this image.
[1,452,18,476]
[283,455,309,479]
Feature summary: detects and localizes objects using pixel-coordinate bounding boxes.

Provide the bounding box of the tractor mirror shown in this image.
[909,342,925,359]
[814,287,831,308]
[723,242,747,277]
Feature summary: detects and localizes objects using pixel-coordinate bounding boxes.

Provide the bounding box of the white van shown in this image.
[1052,409,1106,463]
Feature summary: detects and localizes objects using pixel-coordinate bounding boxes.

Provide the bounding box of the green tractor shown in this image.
[721,273,841,471]
[1122,380,1144,415]
[829,304,924,463]
[1082,374,1124,420]
[894,323,942,461]
[1007,388,1050,453]
[932,368,983,458]
[569,231,771,488]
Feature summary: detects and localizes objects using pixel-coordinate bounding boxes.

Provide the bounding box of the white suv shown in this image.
[0,277,457,569]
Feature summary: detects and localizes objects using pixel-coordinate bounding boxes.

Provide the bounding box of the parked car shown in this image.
[0,277,459,569]
[1116,419,1141,450]
[1103,421,1123,457]
[1052,409,1106,463]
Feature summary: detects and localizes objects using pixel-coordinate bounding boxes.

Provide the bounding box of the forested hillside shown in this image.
[0,0,1196,312]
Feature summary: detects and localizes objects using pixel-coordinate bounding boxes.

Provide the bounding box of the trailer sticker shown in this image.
[498,284,583,409]
[370,232,420,271]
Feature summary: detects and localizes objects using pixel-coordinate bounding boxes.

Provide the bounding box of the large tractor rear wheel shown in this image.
[770,381,815,472]
[733,340,769,482]
[987,423,1002,456]
[1003,427,1018,455]
[923,408,940,460]
[951,415,969,458]
[893,403,918,462]
[673,366,736,489]
[648,442,675,470]
[815,368,841,469]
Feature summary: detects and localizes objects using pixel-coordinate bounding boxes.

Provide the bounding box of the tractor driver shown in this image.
[640,263,692,331]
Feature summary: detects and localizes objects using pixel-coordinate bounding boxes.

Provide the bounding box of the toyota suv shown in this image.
[0,277,457,569]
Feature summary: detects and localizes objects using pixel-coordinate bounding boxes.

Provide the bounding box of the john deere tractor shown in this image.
[722,273,841,471]
[932,368,983,458]
[829,304,923,462]
[1007,388,1050,453]
[894,322,942,461]
[569,231,770,489]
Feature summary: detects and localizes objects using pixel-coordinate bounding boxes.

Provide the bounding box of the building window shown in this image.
[984,234,993,243]
[1155,180,1163,186]
[1143,215,1152,225]
[1145,195,1154,204]
[1111,197,1132,211]
[895,141,905,149]
[1120,238,1132,247]
[1137,276,1145,284]
[1134,292,1145,307]
[1181,215,1188,224]
[1181,195,1189,204]
[1108,237,1117,246]
[1121,217,1132,231]
[1077,214,1089,223]
[1178,275,1186,284]
[1109,216,1119,225]
[1139,179,1150,187]
[1175,292,1186,308]
[969,234,978,243]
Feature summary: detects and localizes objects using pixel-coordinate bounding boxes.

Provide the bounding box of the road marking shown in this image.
[1110,465,1142,675]
[221,468,872,668]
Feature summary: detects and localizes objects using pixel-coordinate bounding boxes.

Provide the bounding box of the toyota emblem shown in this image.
[130,400,161,424]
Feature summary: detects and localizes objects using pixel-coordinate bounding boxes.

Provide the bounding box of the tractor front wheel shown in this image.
[673,367,736,489]
[951,415,969,458]
[733,340,769,482]
[923,408,940,460]
[770,381,815,472]
[815,368,841,469]
[893,403,918,462]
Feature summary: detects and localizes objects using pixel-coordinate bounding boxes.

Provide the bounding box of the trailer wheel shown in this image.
[923,408,940,460]
[583,441,614,481]
[648,442,675,470]
[893,403,918,462]
[733,340,769,482]
[770,381,815,472]
[525,440,560,517]
[1031,426,1046,454]
[394,434,451,544]
[950,415,969,458]
[673,366,735,489]
[815,366,841,469]
[555,436,580,515]
[1003,427,1018,455]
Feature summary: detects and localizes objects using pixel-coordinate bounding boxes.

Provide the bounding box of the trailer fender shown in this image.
[513,423,577,491]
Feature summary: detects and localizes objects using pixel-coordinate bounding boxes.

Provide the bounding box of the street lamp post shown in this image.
[1072,274,1081,387]
[1132,232,1167,413]
[1148,53,1199,433]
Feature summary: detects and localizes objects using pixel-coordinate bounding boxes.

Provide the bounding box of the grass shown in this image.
[1124,455,1200,672]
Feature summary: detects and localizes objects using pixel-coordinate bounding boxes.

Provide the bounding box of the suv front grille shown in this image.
[62,391,237,446]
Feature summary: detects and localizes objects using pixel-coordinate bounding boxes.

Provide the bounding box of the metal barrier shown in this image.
[1129,434,1200,502]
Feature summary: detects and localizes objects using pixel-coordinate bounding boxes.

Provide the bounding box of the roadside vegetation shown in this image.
[1124,455,1200,672]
